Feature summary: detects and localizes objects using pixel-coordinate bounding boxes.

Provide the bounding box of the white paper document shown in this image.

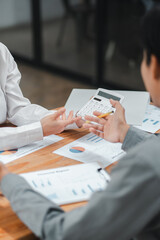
[21,162,110,205]
[0,135,63,164]
[54,133,125,167]
[135,104,160,133]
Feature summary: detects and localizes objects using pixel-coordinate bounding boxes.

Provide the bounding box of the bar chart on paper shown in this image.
[21,163,110,205]
[54,133,125,167]
[69,135,103,154]
[143,118,159,125]
[135,104,160,133]
[85,134,104,143]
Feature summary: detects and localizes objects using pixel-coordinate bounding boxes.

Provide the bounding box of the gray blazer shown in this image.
[1,126,160,240]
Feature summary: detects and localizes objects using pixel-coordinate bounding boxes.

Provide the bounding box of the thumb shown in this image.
[52,108,66,119]
[110,99,125,118]
[110,99,117,107]
[110,99,121,110]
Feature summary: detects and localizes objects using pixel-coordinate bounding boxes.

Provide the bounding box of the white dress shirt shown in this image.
[0,42,76,151]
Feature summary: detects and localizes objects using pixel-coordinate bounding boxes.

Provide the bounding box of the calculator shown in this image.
[77,88,124,119]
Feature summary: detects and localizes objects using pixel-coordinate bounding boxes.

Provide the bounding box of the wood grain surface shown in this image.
[0,126,117,240]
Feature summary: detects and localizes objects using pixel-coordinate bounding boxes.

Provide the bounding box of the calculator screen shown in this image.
[97,91,121,101]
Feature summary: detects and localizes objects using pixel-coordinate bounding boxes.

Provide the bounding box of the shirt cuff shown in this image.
[0,121,44,151]
[26,121,43,144]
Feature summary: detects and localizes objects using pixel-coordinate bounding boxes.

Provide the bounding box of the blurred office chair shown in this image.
[56,0,95,50]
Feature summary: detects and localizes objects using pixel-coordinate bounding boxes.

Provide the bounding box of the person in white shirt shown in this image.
[0,42,80,151]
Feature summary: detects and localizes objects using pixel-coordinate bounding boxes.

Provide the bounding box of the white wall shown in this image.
[0,0,15,28]
[0,0,64,29]
[0,0,31,28]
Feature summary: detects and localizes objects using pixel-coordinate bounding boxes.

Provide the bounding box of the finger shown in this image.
[83,123,103,132]
[62,112,66,120]
[75,111,79,117]
[110,99,124,114]
[93,111,103,116]
[85,115,106,125]
[75,116,82,123]
[76,116,82,121]
[53,108,66,119]
[63,118,75,126]
[110,99,117,107]
[75,117,83,128]
[89,128,104,139]
[63,115,81,127]
[67,110,74,120]
[110,99,122,109]
[83,123,94,128]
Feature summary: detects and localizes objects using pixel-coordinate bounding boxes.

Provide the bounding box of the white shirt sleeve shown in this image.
[0,121,43,151]
[4,47,49,126]
[4,48,78,130]
[0,43,78,151]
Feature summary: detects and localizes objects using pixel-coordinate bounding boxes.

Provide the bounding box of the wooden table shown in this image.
[0,127,116,240]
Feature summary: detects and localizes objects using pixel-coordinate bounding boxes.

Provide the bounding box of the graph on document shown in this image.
[136,104,160,133]
[143,118,159,125]
[85,134,104,143]
[54,133,125,167]
[30,178,105,204]
[21,163,110,205]
[69,135,103,154]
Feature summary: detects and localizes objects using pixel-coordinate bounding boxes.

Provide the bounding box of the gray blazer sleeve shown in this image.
[1,136,160,240]
[122,126,157,151]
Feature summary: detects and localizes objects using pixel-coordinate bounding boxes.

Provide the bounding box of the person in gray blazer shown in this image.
[1,6,160,240]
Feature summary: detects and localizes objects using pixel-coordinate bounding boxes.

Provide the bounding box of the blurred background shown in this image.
[0,0,159,109]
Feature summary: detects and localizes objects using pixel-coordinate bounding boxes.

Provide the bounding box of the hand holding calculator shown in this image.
[77,88,124,119]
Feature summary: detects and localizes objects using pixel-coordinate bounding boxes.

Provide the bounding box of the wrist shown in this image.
[119,124,130,143]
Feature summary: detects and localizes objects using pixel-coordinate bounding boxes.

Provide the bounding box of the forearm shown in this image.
[0,173,64,239]
[122,126,157,151]
[0,122,43,151]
